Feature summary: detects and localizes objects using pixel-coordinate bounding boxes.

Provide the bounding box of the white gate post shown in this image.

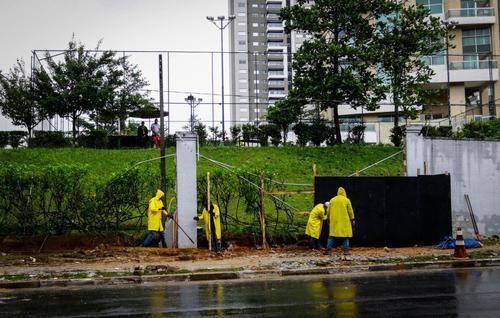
[175,132,198,248]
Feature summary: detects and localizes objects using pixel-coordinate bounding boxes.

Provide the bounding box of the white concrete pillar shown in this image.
[405,125,425,177]
[175,131,198,248]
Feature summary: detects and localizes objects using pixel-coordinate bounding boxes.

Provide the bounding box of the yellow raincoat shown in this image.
[305,203,328,239]
[198,203,221,240]
[328,187,355,238]
[147,190,166,231]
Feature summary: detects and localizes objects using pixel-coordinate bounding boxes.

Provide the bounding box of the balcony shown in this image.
[268,70,286,79]
[267,42,286,50]
[266,14,280,22]
[267,22,284,32]
[268,61,284,68]
[430,59,499,83]
[446,7,495,25]
[267,4,282,12]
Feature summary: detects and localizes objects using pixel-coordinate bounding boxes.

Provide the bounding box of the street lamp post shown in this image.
[185,94,202,132]
[442,20,459,127]
[207,15,236,142]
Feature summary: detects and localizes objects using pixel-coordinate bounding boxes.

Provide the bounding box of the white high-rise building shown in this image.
[228,0,306,127]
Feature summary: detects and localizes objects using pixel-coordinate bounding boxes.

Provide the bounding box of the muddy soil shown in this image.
[1,235,499,277]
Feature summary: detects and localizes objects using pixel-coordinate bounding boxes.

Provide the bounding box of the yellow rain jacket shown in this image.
[305,203,328,239]
[147,190,166,231]
[328,187,355,238]
[198,203,221,240]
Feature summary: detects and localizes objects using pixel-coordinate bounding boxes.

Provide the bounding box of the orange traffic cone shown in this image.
[453,227,468,259]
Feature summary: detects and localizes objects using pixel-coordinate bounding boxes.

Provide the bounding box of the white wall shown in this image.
[406,125,500,237]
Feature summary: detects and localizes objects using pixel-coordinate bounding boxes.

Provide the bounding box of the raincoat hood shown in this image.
[155,189,165,199]
[337,187,346,197]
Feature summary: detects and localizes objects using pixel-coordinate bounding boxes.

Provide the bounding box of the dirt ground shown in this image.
[2,234,499,278]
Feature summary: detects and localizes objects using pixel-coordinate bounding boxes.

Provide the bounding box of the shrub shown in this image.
[0,132,9,148]
[78,130,109,148]
[461,118,500,139]
[390,126,405,147]
[29,131,70,148]
[292,122,310,146]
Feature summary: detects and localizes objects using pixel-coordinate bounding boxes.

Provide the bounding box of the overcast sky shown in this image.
[0,0,229,132]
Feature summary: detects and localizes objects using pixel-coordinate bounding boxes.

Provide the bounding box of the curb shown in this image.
[1,258,500,290]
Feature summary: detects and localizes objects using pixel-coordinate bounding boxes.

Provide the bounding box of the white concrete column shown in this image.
[175,131,198,248]
[405,125,425,177]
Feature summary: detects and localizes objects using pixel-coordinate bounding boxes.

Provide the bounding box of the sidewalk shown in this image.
[1,244,500,289]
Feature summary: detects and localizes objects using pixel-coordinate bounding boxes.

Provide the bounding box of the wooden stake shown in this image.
[312,164,317,177]
[259,171,268,250]
[423,161,427,175]
[207,172,212,251]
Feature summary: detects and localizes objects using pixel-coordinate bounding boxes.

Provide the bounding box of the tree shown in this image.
[0,60,45,138]
[280,0,395,144]
[194,122,208,145]
[266,95,303,144]
[33,38,151,141]
[376,1,447,128]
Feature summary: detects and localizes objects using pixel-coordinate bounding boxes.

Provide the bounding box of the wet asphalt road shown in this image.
[1,267,500,317]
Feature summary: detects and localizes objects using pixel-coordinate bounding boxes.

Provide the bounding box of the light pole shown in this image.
[442,20,458,126]
[206,14,236,141]
[185,94,202,132]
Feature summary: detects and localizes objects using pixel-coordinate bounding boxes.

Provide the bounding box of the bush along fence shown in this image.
[0,131,28,148]
[0,163,308,246]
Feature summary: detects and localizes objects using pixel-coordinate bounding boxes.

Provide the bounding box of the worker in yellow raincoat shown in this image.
[141,189,170,247]
[194,199,222,252]
[326,187,355,254]
[305,202,329,249]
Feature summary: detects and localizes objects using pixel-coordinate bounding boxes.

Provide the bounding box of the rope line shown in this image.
[348,150,403,177]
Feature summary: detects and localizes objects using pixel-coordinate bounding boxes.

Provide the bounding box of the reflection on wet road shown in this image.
[1,267,500,317]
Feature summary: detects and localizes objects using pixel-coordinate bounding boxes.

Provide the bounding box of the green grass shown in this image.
[0,145,404,238]
[0,144,404,184]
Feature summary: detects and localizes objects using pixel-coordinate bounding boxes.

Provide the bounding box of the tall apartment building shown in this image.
[342,0,500,124]
[228,0,306,126]
[229,0,500,128]
[420,0,499,121]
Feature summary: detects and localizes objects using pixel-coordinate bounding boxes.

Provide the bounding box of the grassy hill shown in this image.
[0,145,404,240]
[0,144,404,182]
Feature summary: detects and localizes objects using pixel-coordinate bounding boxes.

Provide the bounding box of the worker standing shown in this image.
[326,187,355,255]
[194,199,222,253]
[141,189,170,247]
[305,202,329,250]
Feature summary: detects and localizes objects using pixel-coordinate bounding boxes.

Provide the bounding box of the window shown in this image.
[416,0,443,14]
[238,31,246,36]
[252,32,260,36]
[239,69,248,74]
[422,54,445,65]
[252,23,258,27]
[239,98,248,102]
[463,28,491,54]
[238,40,246,45]
[238,2,245,7]
[239,79,248,84]
[238,22,245,26]
[239,88,248,93]
[253,42,259,46]
[252,4,258,8]
[237,12,246,17]
[239,59,247,64]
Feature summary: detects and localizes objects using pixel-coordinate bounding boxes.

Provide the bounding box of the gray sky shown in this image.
[0,0,229,132]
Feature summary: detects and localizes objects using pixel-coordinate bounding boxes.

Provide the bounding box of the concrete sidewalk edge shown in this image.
[1,258,500,290]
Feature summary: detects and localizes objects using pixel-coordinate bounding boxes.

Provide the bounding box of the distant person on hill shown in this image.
[151,119,160,148]
[141,189,170,248]
[137,121,148,147]
[325,187,355,255]
[194,198,222,253]
[305,202,329,250]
